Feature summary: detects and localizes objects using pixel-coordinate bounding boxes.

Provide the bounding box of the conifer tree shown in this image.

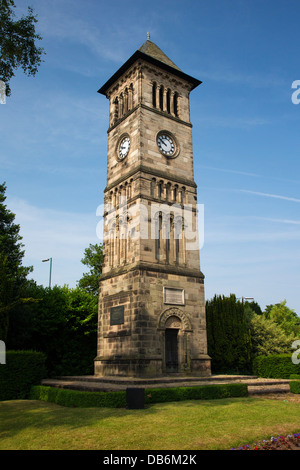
[0,182,32,341]
[206,294,252,373]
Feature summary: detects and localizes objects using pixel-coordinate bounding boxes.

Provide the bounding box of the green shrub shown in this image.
[0,350,47,400]
[290,374,300,379]
[30,382,248,408]
[290,381,300,394]
[30,386,126,408]
[145,383,248,404]
[253,354,300,379]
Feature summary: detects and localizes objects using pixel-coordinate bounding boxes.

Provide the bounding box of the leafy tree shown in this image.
[0,182,33,341]
[244,300,262,316]
[7,283,98,376]
[268,300,300,337]
[0,0,44,96]
[264,303,280,319]
[78,243,103,296]
[250,314,294,357]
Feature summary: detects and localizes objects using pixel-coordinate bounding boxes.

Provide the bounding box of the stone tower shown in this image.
[94,38,211,377]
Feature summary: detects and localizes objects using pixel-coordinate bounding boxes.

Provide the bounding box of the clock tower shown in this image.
[94,37,211,377]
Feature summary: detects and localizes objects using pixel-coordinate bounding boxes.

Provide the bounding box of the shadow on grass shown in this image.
[3,397,298,451]
[0,396,250,443]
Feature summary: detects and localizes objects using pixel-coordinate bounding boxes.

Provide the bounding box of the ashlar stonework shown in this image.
[94,38,211,377]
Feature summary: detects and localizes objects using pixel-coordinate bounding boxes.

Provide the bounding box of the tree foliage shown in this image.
[78,243,103,296]
[249,314,294,357]
[0,0,44,95]
[206,294,252,373]
[0,182,32,280]
[7,283,98,376]
[268,300,300,337]
[206,293,299,373]
[0,182,33,341]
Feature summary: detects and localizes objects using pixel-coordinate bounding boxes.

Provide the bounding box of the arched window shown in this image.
[180,187,186,204]
[166,89,171,114]
[114,97,119,122]
[159,86,164,111]
[124,88,128,113]
[152,82,157,108]
[155,212,163,260]
[151,178,156,197]
[158,181,163,199]
[119,93,124,118]
[114,188,118,207]
[175,216,183,264]
[173,92,179,117]
[166,215,171,263]
[173,185,178,202]
[166,182,171,201]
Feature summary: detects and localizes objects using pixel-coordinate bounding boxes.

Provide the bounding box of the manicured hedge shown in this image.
[0,351,47,400]
[290,380,300,394]
[30,386,127,408]
[145,383,247,404]
[30,382,248,408]
[253,354,300,379]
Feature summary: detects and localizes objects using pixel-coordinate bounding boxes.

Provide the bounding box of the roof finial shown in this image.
[147,32,150,41]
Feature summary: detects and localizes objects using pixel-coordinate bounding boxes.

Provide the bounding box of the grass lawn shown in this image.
[1,396,300,450]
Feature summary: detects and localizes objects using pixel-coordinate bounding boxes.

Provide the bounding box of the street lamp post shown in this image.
[42,257,52,288]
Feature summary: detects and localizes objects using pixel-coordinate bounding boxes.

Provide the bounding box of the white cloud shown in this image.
[35,2,130,64]
[8,197,100,287]
[197,165,261,178]
[196,66,286,89]
[239,189,300,203]
[205,228,300,244]
[251,217,300,225]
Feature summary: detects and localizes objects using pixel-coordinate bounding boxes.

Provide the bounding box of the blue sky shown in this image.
[1,0,300,313]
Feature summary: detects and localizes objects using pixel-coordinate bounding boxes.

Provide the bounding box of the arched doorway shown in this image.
[158,308,192,374]
[165,328,179,373]
[165,315,181,373]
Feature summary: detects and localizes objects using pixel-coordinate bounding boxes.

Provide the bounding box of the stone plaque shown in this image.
[163,287,185,306]
[110,305,124,325]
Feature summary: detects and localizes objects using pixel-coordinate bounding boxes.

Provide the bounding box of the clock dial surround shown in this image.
[117,135,131,160]
[157,131,179,158]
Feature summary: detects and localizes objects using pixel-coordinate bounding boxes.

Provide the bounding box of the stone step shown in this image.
[248,382,291,395]
[45,374,258,386]
[40,375,292,395]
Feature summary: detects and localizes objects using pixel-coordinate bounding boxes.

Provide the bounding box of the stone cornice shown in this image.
[104,163,197,193]
[100,262,205,282]
[107,103,192,134]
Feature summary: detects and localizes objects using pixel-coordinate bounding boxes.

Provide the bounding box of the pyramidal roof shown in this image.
[138,39,181,71]
[98,37,201,95]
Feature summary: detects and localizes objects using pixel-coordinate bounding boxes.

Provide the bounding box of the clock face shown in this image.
[119,136,130,159]
[157,133,175,157]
